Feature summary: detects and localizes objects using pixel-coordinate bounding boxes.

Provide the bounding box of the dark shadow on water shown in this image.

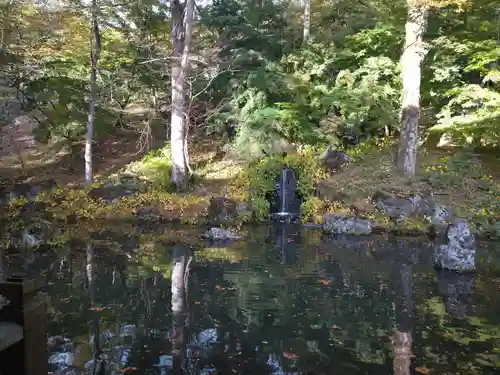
[3,226,500,374]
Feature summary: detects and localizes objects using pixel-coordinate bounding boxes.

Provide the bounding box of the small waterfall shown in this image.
[269,168,302,223]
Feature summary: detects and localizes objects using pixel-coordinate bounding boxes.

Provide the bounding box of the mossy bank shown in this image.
[2,140,500,240]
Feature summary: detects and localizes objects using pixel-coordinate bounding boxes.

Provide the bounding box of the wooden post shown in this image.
[0,275,48,375]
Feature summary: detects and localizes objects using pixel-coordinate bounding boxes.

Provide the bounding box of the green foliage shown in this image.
[431,84,500,146]
[234,146,328,220]
[126,145,173,190]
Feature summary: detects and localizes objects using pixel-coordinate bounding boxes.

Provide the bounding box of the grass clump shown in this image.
[124,145,172,190]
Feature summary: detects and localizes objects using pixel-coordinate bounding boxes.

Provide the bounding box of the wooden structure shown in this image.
[0,275,48,375]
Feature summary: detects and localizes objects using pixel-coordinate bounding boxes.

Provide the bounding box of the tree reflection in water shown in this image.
[6,225,500,374]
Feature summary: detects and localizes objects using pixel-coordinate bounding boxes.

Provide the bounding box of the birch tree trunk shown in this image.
[395,1,428,176]
[84,0,101,187]
[170,0,195,192]
[303,0,311,44]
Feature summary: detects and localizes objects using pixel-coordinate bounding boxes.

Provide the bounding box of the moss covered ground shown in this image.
[2,133,500,238]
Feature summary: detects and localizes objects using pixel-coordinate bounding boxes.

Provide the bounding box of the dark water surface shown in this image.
[3,224,500,374]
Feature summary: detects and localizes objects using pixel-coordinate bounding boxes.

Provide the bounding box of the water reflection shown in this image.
[3,226,500,374]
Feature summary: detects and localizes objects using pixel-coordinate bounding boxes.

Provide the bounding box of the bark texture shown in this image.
[170,0,195,191]
[84,0,101,187]
[303,0,311,44]
[396,2,428,176]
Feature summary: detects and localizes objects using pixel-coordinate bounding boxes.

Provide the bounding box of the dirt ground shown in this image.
[0,110,166,185]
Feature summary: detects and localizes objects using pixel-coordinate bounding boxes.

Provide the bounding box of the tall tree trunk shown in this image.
[85,0,101,187]
[170,0,195,192]
[395,1,428,176]
[302,0,311,44]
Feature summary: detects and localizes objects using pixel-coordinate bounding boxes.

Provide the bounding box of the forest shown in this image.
[2,1,500,373]
[1,0,500,235]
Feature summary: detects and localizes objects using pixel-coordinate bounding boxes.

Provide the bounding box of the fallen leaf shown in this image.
[415,367,431,374]
[283,352,299,360]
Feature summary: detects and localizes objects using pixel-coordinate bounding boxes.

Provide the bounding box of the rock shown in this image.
[319,147,351,172]
[204,227,242,241]
[12,218,56,251]
[323,214,373,235]
[315,180,349,201]
[89,185,137,204]
[136,206,163,222]
[373,191,451,225]
[0,179,57,204]
[373,192,414,220]
[207,196,237,224]
[413,196,452,224]
[432,219,475,272]
[349,199,376,215]
[90,173,147,204]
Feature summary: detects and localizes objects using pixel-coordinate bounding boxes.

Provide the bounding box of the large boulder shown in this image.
[432,219,476,272]
[319,147,351,173]
[323,214,373,235]
[90,174,146,204]
[372,191,451,225]
[372,190,416,220]
[0,179,57,204]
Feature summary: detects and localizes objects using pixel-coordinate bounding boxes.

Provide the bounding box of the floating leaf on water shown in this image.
[415,367,431,374]
[283,352,299,360]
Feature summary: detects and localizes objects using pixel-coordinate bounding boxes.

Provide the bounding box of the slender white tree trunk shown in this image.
[303,0,311,44]
[170,0,195,191]
[396,1,428,176]
[85,0,101,187]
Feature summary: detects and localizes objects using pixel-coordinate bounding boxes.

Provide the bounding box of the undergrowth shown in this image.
[3,138,500,236]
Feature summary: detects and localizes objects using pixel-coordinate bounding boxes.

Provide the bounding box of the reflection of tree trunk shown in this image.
[393,330,412,375]
[0,248,3,280]
[86,242,103,373]
[392,263,414,375]
[171,245,191,373]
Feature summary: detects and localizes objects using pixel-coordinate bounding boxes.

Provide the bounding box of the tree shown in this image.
[85,0,101,186]
[303,0,311,43]
[395,0,429,176]
[170,0,195,191]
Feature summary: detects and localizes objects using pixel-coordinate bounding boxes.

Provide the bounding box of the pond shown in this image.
[3,223,500,375]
